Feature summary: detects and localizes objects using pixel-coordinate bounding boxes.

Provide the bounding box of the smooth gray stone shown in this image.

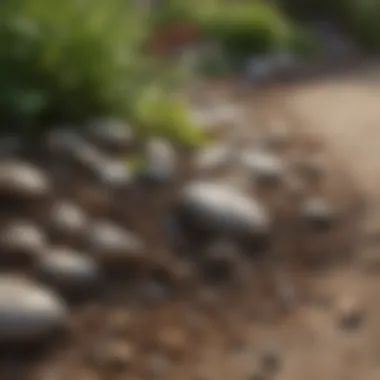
[36,247,102,295]
[86,221,144,267]
[177,181,271,241]
[0,161,50,200]
[0,276,68,343]
[86,118,134,152]
[0,221,47,264]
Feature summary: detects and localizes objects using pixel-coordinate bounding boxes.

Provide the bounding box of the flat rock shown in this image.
[0,276,68,343]
[0,221,47,265]
[300,196,336,231]
[139,138,176,184]
[48,201,88,241]
[86,221,145,269]
[36,247,103,296]
[240,150,286,187]
[86,119,135,153]
[0,161,50,201]
[193,144,233,175]
[93,159,134,189]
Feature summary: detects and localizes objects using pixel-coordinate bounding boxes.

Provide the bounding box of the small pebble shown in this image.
[0,275,68,343]
[36,247,103,296]
[48,201,88,242]
[0,221,46,265]
[86,118,135,153]
[93,158,134,189]
[193,145,233,175]
[44,128,85,158]
[335,296,365,331]
[86,221,145,270]
[240,150,286,187]
[0,161,50,201]
[300,197,336,231]
[140,138,176,185]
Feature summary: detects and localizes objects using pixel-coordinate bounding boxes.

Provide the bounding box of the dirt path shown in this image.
[189,72,380,380]
[267,67,380,380]
[282,69,380,226]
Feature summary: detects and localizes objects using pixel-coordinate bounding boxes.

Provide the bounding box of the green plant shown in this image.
[198,2,298,62]
[132,84,209,148]
[0,0,152,133]
[0,0,208,146]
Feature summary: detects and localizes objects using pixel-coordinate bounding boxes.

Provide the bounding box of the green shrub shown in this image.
[0,0,153,133]
[132,84,209,148]
[0,0,207,147]
[198,2,300,63]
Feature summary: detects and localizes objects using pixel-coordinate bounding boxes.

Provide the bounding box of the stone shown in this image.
[48,201,88,242]
[86,118,135,153]
[0,161,50,201]
[0,276,68,343]
[193,145,233,175]
[93,159,134,189]
[334,296,365,331]
[176,181,271,247]
[36,247,103,296]
[86,221,145,269]
[300,197,336,231]
[44,128,85,158]
[240,150,286,187]
[0,221,46,265]
[140,138,176,184]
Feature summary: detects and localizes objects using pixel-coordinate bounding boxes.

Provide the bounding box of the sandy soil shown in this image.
[197,65,380,379]
[262,66,380,379]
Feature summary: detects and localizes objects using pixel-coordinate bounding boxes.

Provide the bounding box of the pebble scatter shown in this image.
[0,98,361,380]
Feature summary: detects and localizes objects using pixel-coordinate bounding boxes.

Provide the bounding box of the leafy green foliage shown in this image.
[0,0,210,147]
[0,0,152,132]
[199,3,295,59]
[132,85,209,148]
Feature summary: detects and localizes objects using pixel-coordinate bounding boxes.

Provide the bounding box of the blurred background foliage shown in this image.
[0,0,380,143]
